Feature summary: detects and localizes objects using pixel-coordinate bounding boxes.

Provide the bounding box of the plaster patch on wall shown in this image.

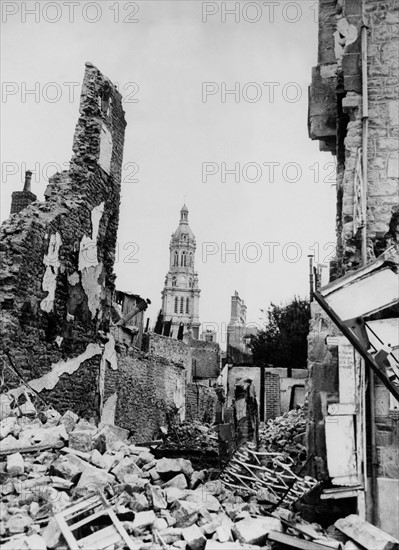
[78,202,104,271]
[78,202,105,318]
[98,124,113,174]
[101,392,117,425]
[9,343,102,399]
[174,378,185,421]
[40,232,62,313]
[68,271,80,286]
[81,263,104,318]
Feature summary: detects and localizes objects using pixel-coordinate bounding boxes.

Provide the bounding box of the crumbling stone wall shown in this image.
[102,339,187,442]
[188,338,220,380]
[307,0,399,530]
[101,332,190,441]
[185,383,217,424]
[143,332,192,377]
[0,63,126,420]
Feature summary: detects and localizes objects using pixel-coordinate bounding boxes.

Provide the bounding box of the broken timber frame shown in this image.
[313,288,399,402]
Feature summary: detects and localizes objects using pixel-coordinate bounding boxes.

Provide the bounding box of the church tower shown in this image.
[161,205,200,339]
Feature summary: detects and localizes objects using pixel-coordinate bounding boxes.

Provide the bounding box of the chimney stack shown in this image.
[23,170,32,193]
[10,170,37,215]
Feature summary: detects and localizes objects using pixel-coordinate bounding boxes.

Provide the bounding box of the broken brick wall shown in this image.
[102,332,188,442]
[185,383,218,424]
[0,63,126,420]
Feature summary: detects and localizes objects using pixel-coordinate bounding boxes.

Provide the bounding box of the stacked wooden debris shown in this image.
[219,443,318,508]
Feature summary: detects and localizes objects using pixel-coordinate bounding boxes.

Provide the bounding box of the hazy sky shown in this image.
[1,1,336,346]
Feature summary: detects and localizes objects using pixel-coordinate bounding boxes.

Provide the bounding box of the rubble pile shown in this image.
[1,401,397,550]
[258,407,307,473]
[161,422,218,453]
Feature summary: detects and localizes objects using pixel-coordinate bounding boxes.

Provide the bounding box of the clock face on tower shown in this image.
[179,276,186,286]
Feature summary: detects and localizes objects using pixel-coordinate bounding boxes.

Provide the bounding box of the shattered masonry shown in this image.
[0,62,127,420]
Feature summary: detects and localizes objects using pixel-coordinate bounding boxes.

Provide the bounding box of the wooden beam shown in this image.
[268,530,340,550]
[335,515,399,550]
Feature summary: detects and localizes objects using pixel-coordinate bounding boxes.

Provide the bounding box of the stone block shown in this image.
[124,474,148,492]
[145,484,167,510]
[127,492,149,512]
[60,410,79,433]
[69,429,93,453]
[232,516,282,546]
[186,488,221,512]
[6,453,24,476]
[50,454,85,482]
[74,465,115,496]
[156,457,194,480]
[112,457,142,482]
[170,499,199,528]
[136,451,154,468]
[0,416,17,440]
[344,75,362,93]
[131,510,156,531]
[182,524,207,550]
[162,473,188,490]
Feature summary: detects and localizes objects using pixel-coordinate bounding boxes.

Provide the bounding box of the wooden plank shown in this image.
[268,530,339,550]
[105,506,138,550]
[324,268,399,321]
[325,415,358,485]
[328,403,357,415]
[321,491,359,500]
[0,442,63,456]
[338,345,356,404]
[335,514,399,550]
[69,508,107,530]
[54,513,80,550]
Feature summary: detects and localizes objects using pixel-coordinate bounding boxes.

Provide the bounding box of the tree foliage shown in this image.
[249,297,310,373]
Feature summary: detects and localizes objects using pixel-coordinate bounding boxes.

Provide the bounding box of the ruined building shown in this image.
[160,205,201,339]
[0,63,126,420]
[226,291,256,364]
[307,0,399,537]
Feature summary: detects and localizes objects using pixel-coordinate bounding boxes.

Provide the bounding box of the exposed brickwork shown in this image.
[0,63,126,420]
[264,372,281,421]
[10,191,37,215]
[185,383,217,424]
[104,348,186,443]
[143,332,192,377]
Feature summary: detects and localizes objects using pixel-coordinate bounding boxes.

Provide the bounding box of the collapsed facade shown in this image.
[307,0,399,537]
[0,63,126,421]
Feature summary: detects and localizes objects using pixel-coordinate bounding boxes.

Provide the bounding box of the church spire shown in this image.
[160,205,201,339]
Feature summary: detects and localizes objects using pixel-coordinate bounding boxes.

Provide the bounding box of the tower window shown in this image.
[174,297,178,313]
[174,251,178,266]
[189,252,193,267]
[172,277,176,287]
[181,251,187,266]
[180,297,184,314]
[186,297,189,314]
